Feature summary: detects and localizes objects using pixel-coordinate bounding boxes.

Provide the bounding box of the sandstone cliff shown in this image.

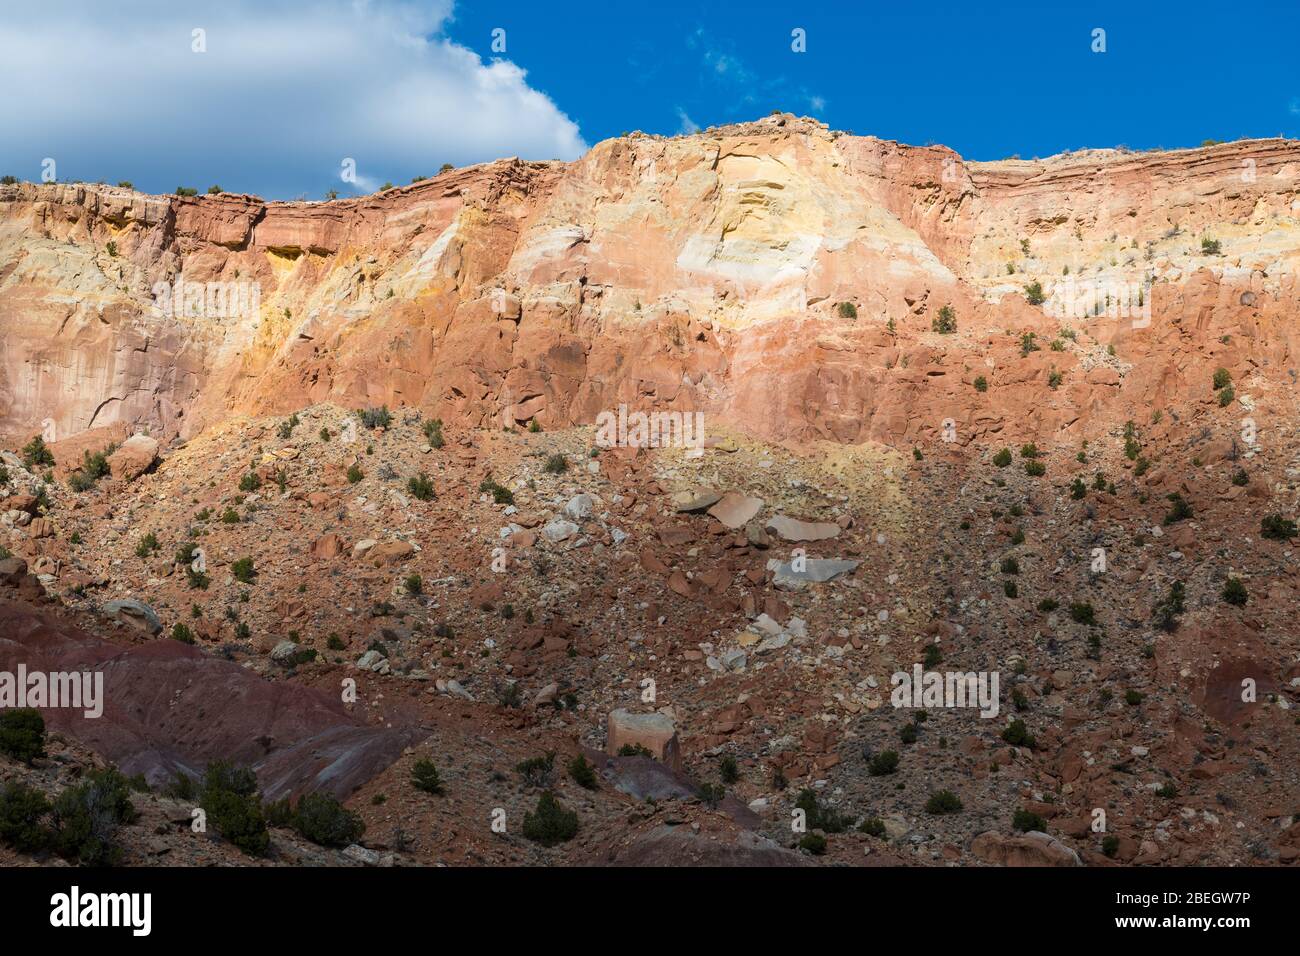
[2,114,1297,448]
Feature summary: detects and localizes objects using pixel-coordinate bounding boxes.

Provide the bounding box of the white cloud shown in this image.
[0,0,586,197]
[676,108,700,135]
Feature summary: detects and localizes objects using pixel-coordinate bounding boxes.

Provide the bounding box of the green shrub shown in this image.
[798,832,827,855]
[1218,386,1234,406]
[479,478,514,504]
[1162,492,1192,525]
[617,743,652,758]
[1153,580,1186,632]
[0,782,52,852]
[1125,689,1144,706]
[795,788,851,833]
[292,792,364,847]
[1001,719,1036,749]
[1212,367,1231,390]
[992,448,1012,467]
[1025,460,1046,477]
[51,768,138,866]
[0,708,46,764]
[837,301,858,319]
[868,750,899,776]
[1038,598,1059,612]
[1221,577,1247,606]
[411,759,445,795]
[1023,281,1045,305]
[346,463,364,483]
[719,754,739,784]
[858,817,887,838]
[357,406,393,429]
[1201,237,1221,255]
[1000,556,1020,575]
[21,435,55,469]
[1068,601,1096,625]
[522,791,578,846]
[543,454,568,475]
[403,574,422,595]
[1012,808,1047,832]
[401,471,434,501]
[924,789,963,815]
[568,754,598,790]
[423,418,445,449]
[932,304,956,334]
[516,752,556,788]
[203,785,270,856]
[974,375,988,392]
[231,557,256,584]
[1260,514,1297,540]
[171,622,195,644]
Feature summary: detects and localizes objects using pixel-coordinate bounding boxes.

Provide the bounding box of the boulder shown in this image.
[311,533,345,559]
[971,831,1083,867]
[107,434,159,481]
[606,709,682,771]
[766,514,841,542]
[707,492,764,529]
[368,541,414,566]
[101,599,162,636]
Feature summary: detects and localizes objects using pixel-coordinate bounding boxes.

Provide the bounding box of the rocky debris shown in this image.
[673,489,722,513]
[766,557,859,588]
[311,533,345,559]
[106,434,159,481]
[707,492,764,529]
[100,598,162,635]
[607,709,682,772]
[542,518,579,542]
[971,831,1084,867]
[765,514,841,542]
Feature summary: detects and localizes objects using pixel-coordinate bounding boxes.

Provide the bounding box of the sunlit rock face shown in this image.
[2,114,1297,449]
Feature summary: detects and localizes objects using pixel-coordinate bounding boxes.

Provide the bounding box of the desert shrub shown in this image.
[568,754,598,791]
[1125,689,1144,706]
[1038,598,1059,612]
[1221,577,1247,606]
[1068,601,1096,625]
[1201,236,1221,255]
[1102,834,1120,857]
[1212,367,1231,390]
[51,768,138,866]
[479,478,514,504]
[1023,281,1045,305]
[1048,368,1063,389]
[1162,492,1192,525]
[1001,719,1036,749]
[171,622,195,644]
[858,817,887,838]
[423,418,445,448]
[1070,477,1086,499]
[719,754,739,784]
[277,414,299,439]
[932,304,956,334]
[795,788,851,833]
[21,435,55,469]
[868,749,899,776]
[0,782,52,852]
[231,557,256,583]
[357,406,393,429]
[543,454,568,475]
[1260,514,1297,541]
[203,786,270,856]
[346,463,364,483]
[411,759,444,795]
[974,375,988,392]
[617,743,652,758]
[1025,460,1046,477]
[403,574,422,595]
[516,753,556,788]
[1012,808,1047,832]
[399,471,435,501]
[992,448,1012,467]
[1000,557,1020,575]
[0,708,46,764]
[799,833,827,854]
[924,789,963,815]
[292,792,364,847]
[522,791,578,846]
[837,301,858,319]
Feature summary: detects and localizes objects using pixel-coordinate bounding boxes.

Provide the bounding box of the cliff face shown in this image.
[2,114,1297,447]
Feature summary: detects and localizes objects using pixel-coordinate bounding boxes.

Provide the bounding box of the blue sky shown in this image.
[1,0,1296,198]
